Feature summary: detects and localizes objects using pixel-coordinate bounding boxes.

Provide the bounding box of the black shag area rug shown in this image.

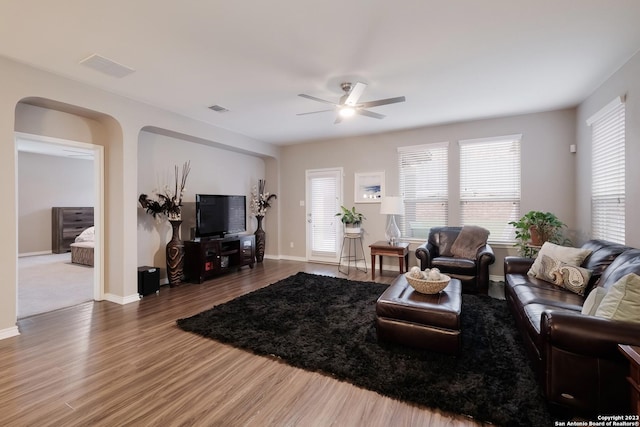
[177,272,552,426]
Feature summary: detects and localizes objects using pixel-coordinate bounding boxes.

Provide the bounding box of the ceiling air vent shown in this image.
[79,54,135,78]
[208,105,229,113]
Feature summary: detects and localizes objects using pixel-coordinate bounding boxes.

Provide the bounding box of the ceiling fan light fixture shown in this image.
[339,106,356,118]
[298,81,405,124]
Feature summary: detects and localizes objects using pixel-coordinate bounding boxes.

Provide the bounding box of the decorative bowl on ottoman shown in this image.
[404,272,450,294]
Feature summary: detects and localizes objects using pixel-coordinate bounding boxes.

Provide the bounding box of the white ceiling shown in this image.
[2,1,640,145]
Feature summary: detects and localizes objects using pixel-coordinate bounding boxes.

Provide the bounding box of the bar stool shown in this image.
[338,232,367,275]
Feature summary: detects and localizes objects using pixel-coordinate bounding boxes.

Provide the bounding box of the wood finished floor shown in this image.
[1,260,486,426]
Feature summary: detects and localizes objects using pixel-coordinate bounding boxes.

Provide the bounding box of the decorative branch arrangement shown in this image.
[139,161,191,220]
[250,179,277,218]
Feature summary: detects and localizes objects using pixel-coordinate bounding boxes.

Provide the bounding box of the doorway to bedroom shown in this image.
[16,133,103,318]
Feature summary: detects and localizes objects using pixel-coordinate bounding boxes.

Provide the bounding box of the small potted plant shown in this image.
[336,205,366,235]
[509,210,570,257]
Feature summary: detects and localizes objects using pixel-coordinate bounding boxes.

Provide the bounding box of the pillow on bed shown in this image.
[75,226,95,243]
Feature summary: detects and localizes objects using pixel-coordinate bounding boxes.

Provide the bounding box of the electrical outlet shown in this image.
[290,242,294,248]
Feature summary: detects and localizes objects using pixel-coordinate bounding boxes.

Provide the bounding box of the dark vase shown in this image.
[255,215,266,263]
[166,219,184,287]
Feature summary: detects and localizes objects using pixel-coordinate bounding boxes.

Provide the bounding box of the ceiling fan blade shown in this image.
[296,109,334,116]
[298,93,337,106]
[356,109,385,119]
[359,96,406,108]
[344,82,367,106]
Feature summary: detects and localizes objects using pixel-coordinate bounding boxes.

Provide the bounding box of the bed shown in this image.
[70,226,94,267]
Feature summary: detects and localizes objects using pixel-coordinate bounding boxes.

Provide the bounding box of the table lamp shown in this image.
[380,196,404,245]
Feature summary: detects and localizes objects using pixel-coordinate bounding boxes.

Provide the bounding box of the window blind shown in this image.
[591,100,625,244]
[459,135,521,243]
[397,142,448,239]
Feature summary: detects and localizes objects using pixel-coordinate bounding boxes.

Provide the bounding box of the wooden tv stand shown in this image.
[183,235,255,284]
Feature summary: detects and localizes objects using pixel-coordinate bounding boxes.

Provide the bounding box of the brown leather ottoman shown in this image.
[375,275,462,354]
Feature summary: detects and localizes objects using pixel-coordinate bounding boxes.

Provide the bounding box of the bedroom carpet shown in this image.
[177,272,552,426]
[18,253,93,318]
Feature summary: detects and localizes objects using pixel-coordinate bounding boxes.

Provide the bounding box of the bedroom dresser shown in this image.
[51,206,94,253]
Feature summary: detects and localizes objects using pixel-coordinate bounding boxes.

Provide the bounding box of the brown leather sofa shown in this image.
[504,239,640,416]
[415,226,495,294]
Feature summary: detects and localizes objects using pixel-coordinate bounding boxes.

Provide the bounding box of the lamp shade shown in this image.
[380,196,405,215]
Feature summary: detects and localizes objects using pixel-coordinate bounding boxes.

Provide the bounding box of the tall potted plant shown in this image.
[336,206,366,235]
[509,210,569,257]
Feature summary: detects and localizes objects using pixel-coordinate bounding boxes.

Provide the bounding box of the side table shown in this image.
[619,344,640,416]
[369,240,409,280]
[338,233,367,275]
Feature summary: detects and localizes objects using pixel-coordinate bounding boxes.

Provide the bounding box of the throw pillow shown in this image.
[535,255,564,285]
[581,287,608,316]
[528,242,592,278]
[595,273,640,323]
[536,254,592,296]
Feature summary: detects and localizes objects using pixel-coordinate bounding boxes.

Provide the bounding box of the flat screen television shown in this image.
[195,194,246,238]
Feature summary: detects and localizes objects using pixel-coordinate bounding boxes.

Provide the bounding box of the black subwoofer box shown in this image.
[137,266,160,297]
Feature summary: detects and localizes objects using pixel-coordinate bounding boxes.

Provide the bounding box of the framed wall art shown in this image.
[354,171,385,203]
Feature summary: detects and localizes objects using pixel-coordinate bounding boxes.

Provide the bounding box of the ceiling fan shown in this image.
[297,82,406,124]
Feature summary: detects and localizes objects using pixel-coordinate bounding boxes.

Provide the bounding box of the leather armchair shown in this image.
[415,226,495,294]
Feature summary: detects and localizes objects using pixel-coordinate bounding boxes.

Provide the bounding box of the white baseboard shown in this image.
[269,254,507,283]
[104,293,140,305]
[18,250,52,258]
[276,255,307,262]
[275,257,412,272]
[0,326,20,340]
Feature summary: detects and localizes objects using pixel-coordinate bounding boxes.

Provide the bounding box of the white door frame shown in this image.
[15,132,105,305]
[305,167,343,263]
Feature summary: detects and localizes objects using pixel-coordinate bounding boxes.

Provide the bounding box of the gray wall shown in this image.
[576,51,640,247]
[279,108,577,277]
[137,131,267,279]
[18,152,94,254]
[1,55,278,335]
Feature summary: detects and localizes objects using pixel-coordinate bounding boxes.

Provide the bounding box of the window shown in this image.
[588,97,625,244]
[459,135,521,243]
[398,142,448,239]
